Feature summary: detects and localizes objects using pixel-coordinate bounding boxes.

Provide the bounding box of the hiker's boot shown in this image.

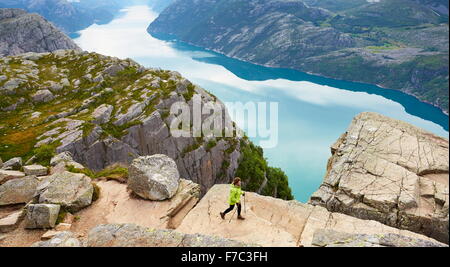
[237,215,245,220]
[220,212,225,220]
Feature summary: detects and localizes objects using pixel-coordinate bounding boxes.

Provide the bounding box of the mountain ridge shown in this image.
[148,0,449,113]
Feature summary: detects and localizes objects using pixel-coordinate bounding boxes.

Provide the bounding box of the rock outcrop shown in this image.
[0,9,80,57]
[1,50,281,197]
[309,112,449,243]
[176,184,445,247]
[87,223,253,247]
[128,155,180,200]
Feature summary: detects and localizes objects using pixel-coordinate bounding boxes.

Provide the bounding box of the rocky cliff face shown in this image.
[0,8,80,57]
[148,0,449,113]
[309,112,449,244]
[0,50,290,197]
[0,112,447,247]
[0,0,124,34]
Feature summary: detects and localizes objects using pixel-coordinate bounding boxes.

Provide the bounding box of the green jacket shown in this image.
[228,184,244,205]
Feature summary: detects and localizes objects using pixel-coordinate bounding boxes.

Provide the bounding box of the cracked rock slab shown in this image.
[86,223,253,247]
[309,112,449,244]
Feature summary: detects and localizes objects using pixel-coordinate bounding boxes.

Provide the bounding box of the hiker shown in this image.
[220,177,246,220]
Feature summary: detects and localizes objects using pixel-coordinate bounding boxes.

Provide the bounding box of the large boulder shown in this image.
[37,171,94,212]
[23,165,48,176]
[0,170,25,184]
[128,155,180,200]
[309,112,449,244]
[24,204,60,229]
[31,231,81,247]
[0,176,40,206]
[2,157,22,170]
[87,224,253,247]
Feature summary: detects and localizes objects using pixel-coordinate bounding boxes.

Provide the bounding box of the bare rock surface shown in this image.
[309,112,449,243]
[312,229,446,247]
[87,223,253,247]
[71,179,200,237]
[177,184,445,247]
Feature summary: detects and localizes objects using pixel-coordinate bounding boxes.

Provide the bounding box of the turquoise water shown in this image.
[74,5,449,202]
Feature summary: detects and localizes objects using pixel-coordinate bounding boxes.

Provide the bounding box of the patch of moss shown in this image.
[32,144,56,166]
[101,120,143,139]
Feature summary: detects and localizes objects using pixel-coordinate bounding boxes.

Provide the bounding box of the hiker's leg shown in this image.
[223,205,235,215]
[237,203,242,216]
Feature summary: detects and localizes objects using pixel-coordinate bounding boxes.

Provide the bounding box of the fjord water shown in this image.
[74,6,449,202]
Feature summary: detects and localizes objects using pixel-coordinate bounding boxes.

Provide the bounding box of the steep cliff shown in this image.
[0,113,447,247]
[309,112,449,243]
[0,50,292,198]
[0,8,80,57]
[148,0,449,113]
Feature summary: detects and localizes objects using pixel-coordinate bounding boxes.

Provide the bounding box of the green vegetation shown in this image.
[92,183,101,201]
[235,140,293,200]
[205,139,217,151]
[33,144,56,166]
[101,120,143,139]
[56,208,68,225]
[67,163,129,183]
[183,83,196,101]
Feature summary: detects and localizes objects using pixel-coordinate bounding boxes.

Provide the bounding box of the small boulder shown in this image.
[32,89,55,103]
[2,157,22,170]
[25,204,60,229]
[128,155,180,200]
[37,171,94,212]
[0,175,39,205]
[32,231,81,247]
[0,170,25,184]
[0,210,25,233]
[23,165,48,176]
